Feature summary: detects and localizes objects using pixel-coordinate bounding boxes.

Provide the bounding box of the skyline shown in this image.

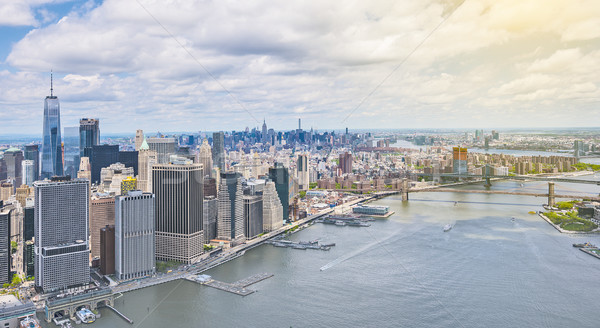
[1,0,600,134]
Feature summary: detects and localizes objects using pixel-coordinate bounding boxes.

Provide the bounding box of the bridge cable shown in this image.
[133,279,183,328]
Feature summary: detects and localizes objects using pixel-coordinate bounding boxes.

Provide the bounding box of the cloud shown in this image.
[1,0,600,134]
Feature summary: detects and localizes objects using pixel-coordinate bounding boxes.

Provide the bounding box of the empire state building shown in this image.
[41,72,63,179]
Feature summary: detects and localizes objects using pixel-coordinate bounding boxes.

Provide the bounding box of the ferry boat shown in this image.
[335,220,346,226]
[573,243,593,248]
[76,308,96,324]
[19,317,40,328]
[443,224,453,232]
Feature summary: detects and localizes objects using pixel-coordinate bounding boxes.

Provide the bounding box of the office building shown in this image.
[268,162,291,221]
[196,139,213,178]
[212,132,225,171]
[34,177,90,293]
[203,196,217,244]
[23,206,34,241]
[135,130,144,151]
[63,126,80,178]
[153,162,204,263]
[0,206,10,285]
[91,145,119,184]
[262,181,283,232]
[3,148,24,187]
[0,182,13,202]
[90,195,115,258]
[453,147,468,174]
[217,172,244,243]
[204,177,217,198]
[79,118,100,158]
[147,138,176,164]
[77,157,91,181]
[297,154,309,190]
[15,185,29,208]
[118,151,139,176]
[24,240,34,278]
[24,145,39,181]
[41,74,63,179]
[115,191,155,280]
[338,152,353,175]
[243,195,263,239]
[262,120,268,144]
[99,225,115,275]
[22,160,35,187]
[120,177,137,195]
[138,139,157,192]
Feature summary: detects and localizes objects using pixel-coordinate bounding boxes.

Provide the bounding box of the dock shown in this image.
[266,239,335,250]
[102,304,134,324]
[187,273,274,296]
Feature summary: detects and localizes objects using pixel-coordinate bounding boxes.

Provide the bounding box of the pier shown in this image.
[101,304,134,324]
[187,273,274,296]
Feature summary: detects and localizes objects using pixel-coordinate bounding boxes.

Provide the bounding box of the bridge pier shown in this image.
[401,179,409,201]
[484,178,492,187]
[548,182,555,207]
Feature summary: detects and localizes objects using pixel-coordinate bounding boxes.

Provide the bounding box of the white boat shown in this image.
[75,308,96,324]
[443,224,453,232]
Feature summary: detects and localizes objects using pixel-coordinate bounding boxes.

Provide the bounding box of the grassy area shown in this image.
[544,210,598,232]
[573,163,600,171]
[155,260,181,273]
[555,200,578,210]
[309,182,317,189]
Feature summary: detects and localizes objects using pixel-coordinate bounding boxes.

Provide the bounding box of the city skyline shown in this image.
[0,0,599,134]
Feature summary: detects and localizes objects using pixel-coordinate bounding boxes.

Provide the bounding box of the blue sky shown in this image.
[0,0,599,135]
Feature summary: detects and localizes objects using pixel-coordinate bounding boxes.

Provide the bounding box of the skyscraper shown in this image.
[243,195,263,239]
[262,181,283,232]
[90,144,119,184]
[135,129,144,151]
[90,195,115,258]
[79,118,100,158]
[217,172,244,243]
[196,139,213,178]
[262,120,268,144]
[0,205,11,285]
[63,126,80,178]
[24,145,39,181]
[22,160,36,187]
[138,138,157,192]
[99,225,115,275]
[212,132,225,171]
[297,154,309,190]
[269,163,290,221]
[203,196,217,244]
[338,152,353,175]
[3,148,24,187]
[147,137,176,164]
[41,73,63,179]
[453,147,468,174]
[34,177,90,292]
[153,161,204,263]
[115,191,155,280]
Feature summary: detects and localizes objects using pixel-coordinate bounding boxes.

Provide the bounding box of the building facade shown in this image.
[99,225,115,275]
[262,181,283,232]
[41,77,63,179]
[203,196,218,244]
[115,191,155,280]
[217,172,244,243]
[196,139,213,178]
[79,118,100,158]
[138,139,157,193]
[212,132,225,171]
[147,138,176,164]
[243,195,263,239]
[90,195,115,258]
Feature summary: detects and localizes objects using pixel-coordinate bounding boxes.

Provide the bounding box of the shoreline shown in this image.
[538,213,600,234]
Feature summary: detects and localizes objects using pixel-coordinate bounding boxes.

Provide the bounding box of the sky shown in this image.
[0,0,599,135]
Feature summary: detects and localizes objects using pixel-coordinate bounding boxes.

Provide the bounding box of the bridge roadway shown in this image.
[412,188,600,201]
[412,173,600,185]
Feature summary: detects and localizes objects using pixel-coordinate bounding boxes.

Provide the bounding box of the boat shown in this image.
[75,308,96,324]
[454,201,458,206]
[573,243,593,248]
[335,220,346,226]
[443,224,453,232]
[19,317,40,328]
[511,217,516,222]
[528,211,536,214]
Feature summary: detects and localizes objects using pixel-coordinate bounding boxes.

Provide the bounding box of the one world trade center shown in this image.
[41,72,63,179]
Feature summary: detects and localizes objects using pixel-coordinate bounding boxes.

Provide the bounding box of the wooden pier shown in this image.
[187,273,274,296]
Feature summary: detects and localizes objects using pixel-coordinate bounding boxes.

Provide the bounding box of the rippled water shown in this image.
[47,178,600,328]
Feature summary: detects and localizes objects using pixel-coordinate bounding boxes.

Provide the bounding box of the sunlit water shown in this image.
[44,177,600,327]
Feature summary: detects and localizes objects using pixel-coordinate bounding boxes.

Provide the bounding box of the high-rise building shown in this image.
[90,195,115,258]
[269,163,290,221]
[217,172,244,243]
[204,177,217,198]
[90,145,119,184]
[297,154,309,190]
[147,138,176,164]
[203,196,217,244]
[138,139,157,193]
[115,191,155,280]
[77,157,91,181]
[4,148,24,187]
[243,195,263,239]
[135,129,144,151]
[120,177,137,195]
[79,118,100,158]
[99,163,134,195]
[118,151,139,176]
[41,74,63,179]
[23,206,34,241]
[0,206,11,285]
[338,152,353,175]
[22,160,36,187]
[212,132,225,171]
[34,177,90,293]
[16,184,29,208]
[99,225,115,275]
[196,139,213,178]
[262,181,283,232]
[453,147,468,174]
[24,145,39,181]
[262,120,268,144]
[153,161,204,263]
[63,126,80,178]
[0,182,13,202]
[24,240,34,278]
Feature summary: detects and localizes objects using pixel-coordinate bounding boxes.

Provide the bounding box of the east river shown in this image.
[72,173,600,328]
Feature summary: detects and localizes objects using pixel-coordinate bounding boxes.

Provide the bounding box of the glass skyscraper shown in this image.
[41,75,63,179]
[79,118,100,158]
[63,126,80,178]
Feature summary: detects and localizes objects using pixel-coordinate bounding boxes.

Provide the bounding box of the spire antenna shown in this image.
[50,70,54,97]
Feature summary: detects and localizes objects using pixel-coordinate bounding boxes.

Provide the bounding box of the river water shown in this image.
[73,175,600,328]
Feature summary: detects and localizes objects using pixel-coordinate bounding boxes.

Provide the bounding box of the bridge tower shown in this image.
[483,164,492,187]
[548,182,555,207]
[401,178,409,202]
